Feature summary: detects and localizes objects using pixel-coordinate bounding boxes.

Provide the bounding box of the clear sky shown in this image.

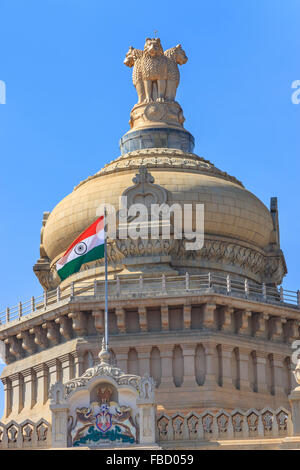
[0,0,299,417]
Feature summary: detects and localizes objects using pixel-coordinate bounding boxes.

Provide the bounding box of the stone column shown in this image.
[256,351,268,394]
[182,344,197,387]
[203,342,217,387]
[238,347,251,392]
[159,345,174,388]
[183,305,191,330]
[202,303,216,329]
[114,347,129,373]
[161,306,169,331]
[10,373,23,414]
[33,364,48,405]
[92,309,104,334]
[138,306,148,332]
[221,344,234,389]
[136,345,151,376]
[115,308,126,333]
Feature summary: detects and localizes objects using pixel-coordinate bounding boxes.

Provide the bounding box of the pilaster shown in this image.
[256,351,268,394]
[135,345,152,376]
[238,347,251,392]
[203,342,217,387]
[114,346,129,372]
[182,343,197,387]
[202,303,216,329]
[22,368,36,409]
[10,372,23,414]
[159,344,174,388]
[273,353,285,397]
[32,364,48,405]
[221,344,234,389]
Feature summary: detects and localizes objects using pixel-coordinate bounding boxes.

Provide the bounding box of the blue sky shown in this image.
[0,0,299,417]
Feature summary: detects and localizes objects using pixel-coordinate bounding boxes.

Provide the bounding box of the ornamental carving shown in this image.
[74,149,244,191]
[122,166,168,211]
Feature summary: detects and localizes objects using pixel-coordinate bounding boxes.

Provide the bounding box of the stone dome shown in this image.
[39,148,286,288]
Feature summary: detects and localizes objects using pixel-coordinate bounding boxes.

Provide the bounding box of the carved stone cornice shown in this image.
[73,149,244,191]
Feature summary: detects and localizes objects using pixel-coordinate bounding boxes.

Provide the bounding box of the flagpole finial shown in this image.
[98,337,111,364]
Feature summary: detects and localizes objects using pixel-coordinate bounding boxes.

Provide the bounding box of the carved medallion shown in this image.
[144,103,166,121]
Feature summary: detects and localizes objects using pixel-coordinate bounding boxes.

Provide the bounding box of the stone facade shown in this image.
[1,37,299,449]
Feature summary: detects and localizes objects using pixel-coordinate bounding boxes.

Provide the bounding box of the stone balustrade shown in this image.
[0,419,51,449]
[157,407,292,442]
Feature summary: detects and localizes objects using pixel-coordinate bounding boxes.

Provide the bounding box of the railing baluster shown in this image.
[208,272,212,289]
[162,274,166,292]
[18,301,22,319]
[70,282,75,298]
[116,276,120,296]
[44,291,47,309]
[185,272,190,291]
[31,296,35,312]
[6,307,10,323]
[262,283,267,301]
[244,279,249,297]
[280,286,284,302]
[56,286,61,302]
[139,275,143,293]
[226,274,231,294]
[297,290,300,309]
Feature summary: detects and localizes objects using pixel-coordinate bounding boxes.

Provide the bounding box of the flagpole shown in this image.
[104,207,108,352]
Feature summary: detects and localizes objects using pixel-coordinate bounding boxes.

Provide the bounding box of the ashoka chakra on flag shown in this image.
[56,216,105,281]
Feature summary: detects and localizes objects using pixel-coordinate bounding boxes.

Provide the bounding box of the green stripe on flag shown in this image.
[57,244,105,281]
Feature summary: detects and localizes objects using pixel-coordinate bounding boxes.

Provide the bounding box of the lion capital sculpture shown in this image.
[124,38,188,105]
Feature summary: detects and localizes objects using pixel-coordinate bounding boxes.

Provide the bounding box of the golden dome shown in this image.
[39,149,286,287]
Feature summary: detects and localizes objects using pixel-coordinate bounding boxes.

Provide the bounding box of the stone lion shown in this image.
[124,46,145,104]
[164,44,188,102]
[141,37,168,103]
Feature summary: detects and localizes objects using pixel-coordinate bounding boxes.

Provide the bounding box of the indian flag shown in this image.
[56,216,105,281]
